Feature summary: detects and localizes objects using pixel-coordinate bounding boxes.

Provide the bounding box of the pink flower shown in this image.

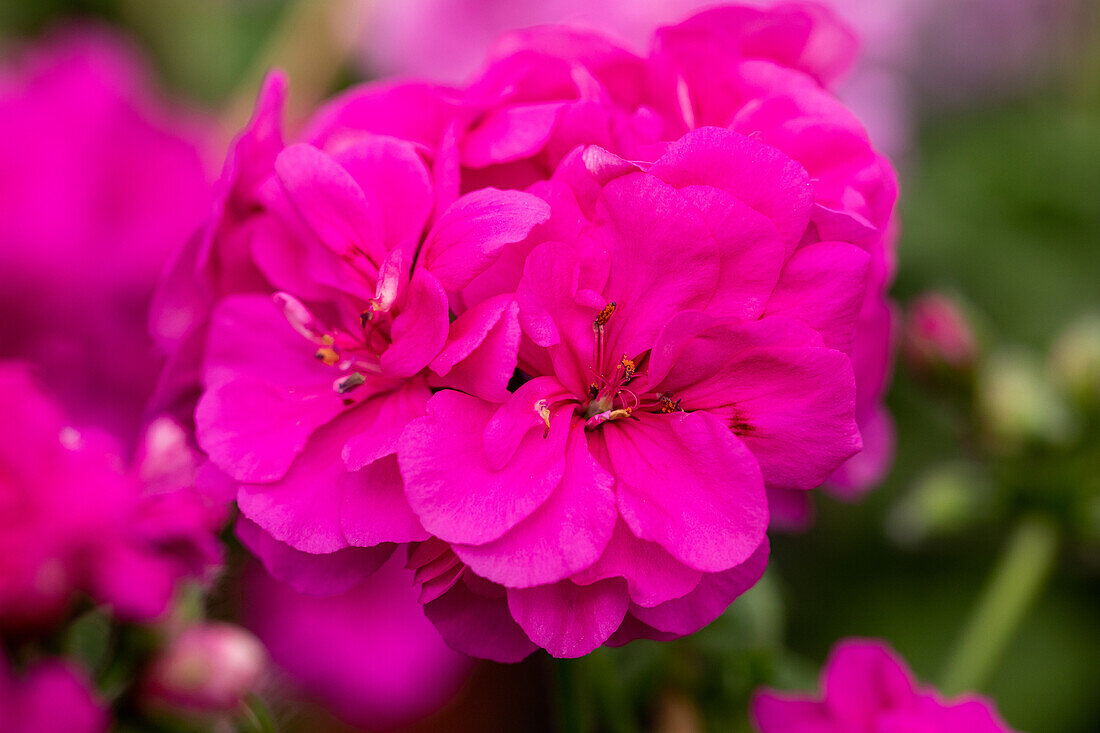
[397,129,867,659]
[241,552,472,730]
[171,73,548,573]
[0,656,105,733]
[0,26,212,443]
[751,639,1015,733]
[0,364,221,628]
[441,4,899,504]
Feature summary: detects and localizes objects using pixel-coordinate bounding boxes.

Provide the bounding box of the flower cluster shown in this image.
[751,639,1015,733]
[159,2,896,659]
[0,364,221,629]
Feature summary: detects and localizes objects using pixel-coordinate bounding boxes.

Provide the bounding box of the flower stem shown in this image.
[939,514,1059,695]
[554,659,585,733]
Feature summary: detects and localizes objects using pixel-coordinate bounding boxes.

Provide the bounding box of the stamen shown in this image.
[587,383,600,401]
[658,392,683,413]
[594,301,617,329]
[618,355,636,383]
[315,346,340,366]
[334,372,366,394]
[535,399,552,439]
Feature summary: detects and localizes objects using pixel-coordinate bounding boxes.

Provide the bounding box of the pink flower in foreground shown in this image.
[162,3,892,661]
[751,639,1015,733]
[166,72,548,575]
[435,3,898,509]
[0,656,105,733]
[0,26,212,443]
[398,127,866,660]
[242,552,472,730]
[0,364,221,628]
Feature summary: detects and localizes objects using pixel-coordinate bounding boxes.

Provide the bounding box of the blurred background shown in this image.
[1,1,1098,731]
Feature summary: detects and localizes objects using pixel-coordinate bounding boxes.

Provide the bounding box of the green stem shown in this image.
[585,650,638,733]
[555,659,584,733]
[939,514,1059,694]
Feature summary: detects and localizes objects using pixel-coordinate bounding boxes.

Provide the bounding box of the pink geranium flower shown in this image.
[398,129,868,659]
[173,74,548,574]
[0,364,220,628]
[751,639,1015,733]
[0,26,212,443]
[0,655,105,733]
[441,3,899,512]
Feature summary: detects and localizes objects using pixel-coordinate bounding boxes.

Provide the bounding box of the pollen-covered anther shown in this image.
[334,372,366,394]
[314,346,340,366]
[593,301,617,329]
[658,392,683,413]
[618,355,636,382]
[535,399,552,438]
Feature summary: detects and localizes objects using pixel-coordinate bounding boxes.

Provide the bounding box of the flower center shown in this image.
[581,300,683,430]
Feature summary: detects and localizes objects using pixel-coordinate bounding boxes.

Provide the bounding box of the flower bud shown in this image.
[903,293,978,377]
[886,463,990,546]
[978,350,1075,449]
[1049,313,1100,409]
[143,623,266,713]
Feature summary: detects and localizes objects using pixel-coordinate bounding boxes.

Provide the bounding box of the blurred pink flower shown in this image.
[0,25,213,443]
[0,656,105,733]
[751,638,1015,733]
[242,552,472,731]
[0,364,221,629]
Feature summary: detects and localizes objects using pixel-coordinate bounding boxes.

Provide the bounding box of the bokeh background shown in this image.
[2,1,1098,731]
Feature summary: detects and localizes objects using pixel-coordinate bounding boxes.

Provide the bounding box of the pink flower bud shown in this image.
[903,293,978,376]
[143,623,266,713]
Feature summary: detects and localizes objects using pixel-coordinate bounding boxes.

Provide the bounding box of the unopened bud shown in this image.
[887,463,990,546]
[143,623,266,713]
[978,350,1075,449]
[903,293,978,377]
[1050,313,1100,409]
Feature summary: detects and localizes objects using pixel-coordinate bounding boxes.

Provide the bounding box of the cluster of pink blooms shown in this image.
[0,29,221,732]
[153,2,897,661]
[752,639,1015,732]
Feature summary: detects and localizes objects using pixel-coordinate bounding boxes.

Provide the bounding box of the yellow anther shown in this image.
[315,346,340,366]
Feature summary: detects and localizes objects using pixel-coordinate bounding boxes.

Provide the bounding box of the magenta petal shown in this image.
[423,188,551,292]
[452,422,615,588]
[648,127,813,250]
[765,241,871,353]
[693,347,861,491]
[607,411,768,572]
[340,455,429,546]
[202,293,333,390]
[237,407,378,554]
[399,390,568,545]
[828,405,895,498]
[273,143,384,265]
[481,376,573,470]
[461,102,565,167]
[630,539,768,635]
[423,578,538,663]
[341,380,431,471]
[195,378,341,484]
[430,293,521,402]
[6,660,107,733]
[571,519,702,608]
[330,135,433,250]
[88,541,175,621]
[507,578,629,658]
[751,693,835,733]
[380,267,449,377]
[822,639,917,724]
[236,517,393,596]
